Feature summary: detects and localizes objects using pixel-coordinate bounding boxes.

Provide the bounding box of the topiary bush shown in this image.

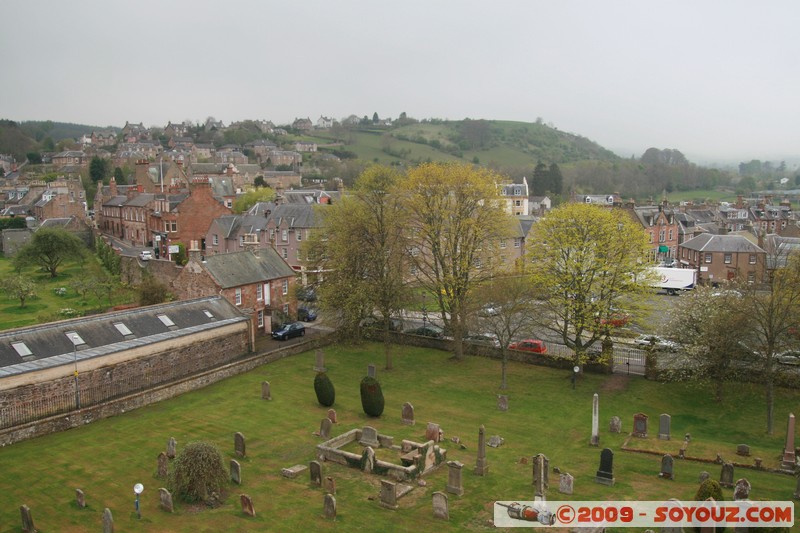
[314,372,336,407]
[168,441,228,504]
[360,376,385,417]
[694,478,723,502]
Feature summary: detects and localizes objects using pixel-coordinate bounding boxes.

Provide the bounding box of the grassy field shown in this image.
[0,342,797,532]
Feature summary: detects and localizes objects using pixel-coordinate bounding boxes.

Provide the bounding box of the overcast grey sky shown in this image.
[2,0,797,163]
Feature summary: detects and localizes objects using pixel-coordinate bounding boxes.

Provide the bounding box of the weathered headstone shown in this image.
[720,462,734,488]
[487,435,504,448]
[446,460,464,496]
[314,349,326,372]
[698,471,710,483]
[75,488,86,509]
[380,479,398,509]
[532,453,549,496]
[158,451,169,478]
[159,487,174,513]
[102,507,113,533]
[362,446,376,473]
[559,473,574,495]
[659,413,671,441]
[432,491,449,520]
[736,444,751,456]
[660,454,674,480]
[310,460,322,486]
[425,422,441,443]
[360,426,380,447]
[591,393,600,446]
[782,413,796,471]
[166,437,177,459]
[327,408,337,424]
[497,394,509,411]
[240,494,255,517]
[475,424,489,476]
[230,459,241,485]
[609,415,621,433]
[324,493,336,519]
[401,402,415,425]
[324,476,336,494]
[20,504,35,533]
[368,364,376,379]
[633,413,648,438]
[754,457,763,469]
[234,432,246,458]
[319,418,332,439]
[734,478,751,501]
[595,448,615,485]
[261,381,271,400]
[281,464,307,478]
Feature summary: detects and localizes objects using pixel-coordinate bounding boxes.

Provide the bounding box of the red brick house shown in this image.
[678,233,766,285]
[627,204,681,263]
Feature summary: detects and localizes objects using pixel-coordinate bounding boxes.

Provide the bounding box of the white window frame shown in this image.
[235,287,242,305]
[256,283,263,301]
[282,279,289,295]
[257,310,264,328]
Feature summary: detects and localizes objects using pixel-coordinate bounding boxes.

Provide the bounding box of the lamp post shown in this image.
[70,333,81,409]
[421,305,428,329]
[134,483,144,519]
[572,365,580,390]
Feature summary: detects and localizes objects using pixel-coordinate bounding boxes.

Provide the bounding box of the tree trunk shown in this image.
[383,326,392,370]
[500,351,508,390]
[451,315,464,360]
[766,376,774,435]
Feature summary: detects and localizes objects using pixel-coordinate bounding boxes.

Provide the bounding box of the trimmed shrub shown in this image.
[314,372,336,407]
[168,441,228,504]
[694,478,723,502]
[360,376,385,417]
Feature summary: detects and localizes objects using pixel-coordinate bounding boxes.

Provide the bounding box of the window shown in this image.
[649,232,654,243]
[749,254,757,264]
[203,310,215,318]
[257,310,264,328]
[515,200,521,207]
[66,331,86,346]
[473,257,482,268]
[282,280,288,295]
[659,230,666,243]
[282,229,288,242]
[226,199,233,208]
[694,251,698,262]
[410,265,418,275]
[239,236,244,247]
[212,234,218,246]
[704,253,712,264]
[282,247,288,259]
[113,322,133,336]
[668,229,673,241]
[724,253,732,264]
[514,238,521,248]
[11,342,32,357]
[264,283,270,305]
[157,314,175,327]
[500,240,506,249]
[748,271,756,282]
[235,288,242,305]
[256,283,263,301]
[269,229,275,241]
[296,230,302,241]
[283,303,289,314]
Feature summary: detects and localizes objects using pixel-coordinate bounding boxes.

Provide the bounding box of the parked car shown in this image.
[271,322,305,341]
[478,303,501,317]
[508,339,547,354]
[405,325,444,338]
[139,250,153,261]
[361,316,404,331]
[464,333,500,348]
[776,350,800,365]
[598,312,630,328]
[298,307,318,322]
[296,286,318,302]
[633,334,678,352]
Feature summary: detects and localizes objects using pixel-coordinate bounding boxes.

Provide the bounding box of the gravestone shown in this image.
[166,437,177,459]
[660,454,674,480]
[532,453,549,496]
[319,418,332,439]
[737,444,750,456]
[324,476,336,494]
[595,448,615,485]
[234,432,246,458]
[497,395,509,411]
[633,413,648,438]
[230,459,241,485]
[380,479,398,509]
[360,426,380,447]
[475,424,489,476]
[281,464,307,478]
[559,473,574,495]
[261,381,271,400]
[720,462,734,488]
[487,435,504,448]
[446,461,464,496]
[327,408,337,424]
[240,494,255,517]
[659,413,671,440]
[324,493,336,519]
[425,422,441,443]
[362,446,376,473]
[734,478,751,501]
[432,491,449,520]
[591,393,600,446]
[368,364,376,379]
[609,416,621,433]
[20,505,34,533]
[782,413,796,471]
[159,488,174,513]
[102,508,113,533]
[158,452,169,478]
[699,471,710,483]
[314,349,326,372]
[401,402,415,425]
[754,457,763,469]
[310,460,322,486]
[75,488,86,509]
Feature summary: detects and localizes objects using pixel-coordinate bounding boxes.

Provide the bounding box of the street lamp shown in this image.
[572,365,580,390]
[68,332,81,409]
[134,483,144,519]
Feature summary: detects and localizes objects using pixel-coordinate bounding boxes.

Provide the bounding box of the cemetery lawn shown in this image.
[0,342,798,532]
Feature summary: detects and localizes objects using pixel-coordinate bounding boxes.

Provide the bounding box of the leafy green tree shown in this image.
[26,152,42,164]
[0,217,26,230]
[526,203,652,363]
[113,166,124,182]
[232,187,275,214]
[2,274,36,307]
[254,175,266,188]
[548,163,563,194]
[314,372,336,407]
[402,162,514,360]
[13,228,87,278]
[372,112,379,123]
[89,156,109,183]
[168,441,228,504]
[531,161,550,195]
[139,275,171,306]
[360,376,385,417]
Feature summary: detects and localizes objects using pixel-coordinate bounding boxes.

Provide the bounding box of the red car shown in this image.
[599,312,630,328]
[508,339,547,354]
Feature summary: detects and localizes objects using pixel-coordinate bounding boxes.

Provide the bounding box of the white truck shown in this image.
[651,267,696,295]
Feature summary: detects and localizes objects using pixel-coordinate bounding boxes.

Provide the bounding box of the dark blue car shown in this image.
[271,322,306,341]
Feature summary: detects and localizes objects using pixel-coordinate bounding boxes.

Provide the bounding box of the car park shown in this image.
[139,250,153,261]
[508,339,547,354]
[405,325,444,338]
[271,322,306,341]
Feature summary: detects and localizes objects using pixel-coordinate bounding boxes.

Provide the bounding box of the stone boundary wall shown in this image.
[0,332,335,446]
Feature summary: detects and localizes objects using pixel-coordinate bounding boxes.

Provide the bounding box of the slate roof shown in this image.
[267,203,321,229]
[103,195,128,207]
[125,193,155,207]
[680,233,765,253]
[39,217,76,228]
[0,297,248,374]
[203,248,295,289]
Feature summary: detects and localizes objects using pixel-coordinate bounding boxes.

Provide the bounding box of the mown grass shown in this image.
[0,342,797,532]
